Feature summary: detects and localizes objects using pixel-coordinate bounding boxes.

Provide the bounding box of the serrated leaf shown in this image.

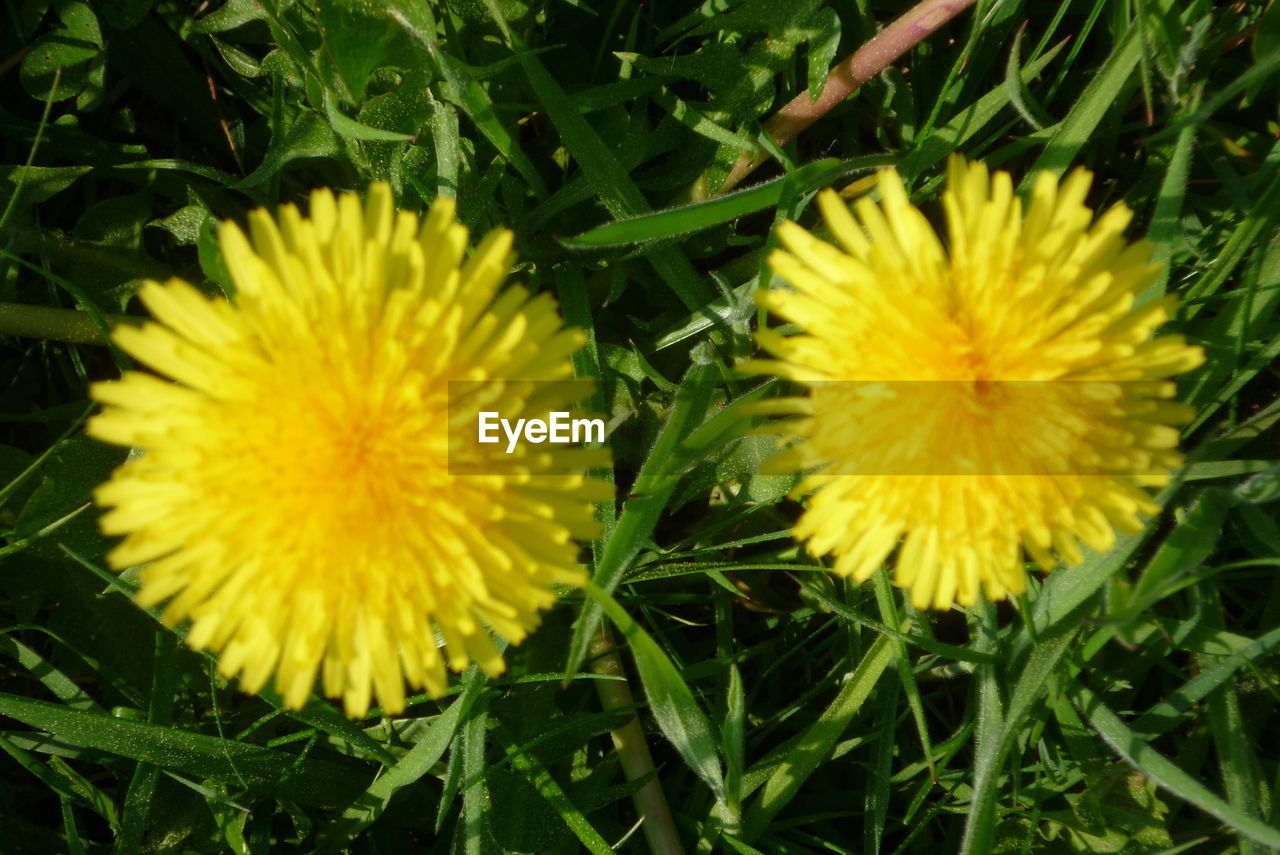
[316,0,432,103]
[235,111,340,189]
[323,92,415,142]
[150,205,214,247]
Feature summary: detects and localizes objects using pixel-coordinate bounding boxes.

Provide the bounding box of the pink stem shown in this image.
[713,0,978,195]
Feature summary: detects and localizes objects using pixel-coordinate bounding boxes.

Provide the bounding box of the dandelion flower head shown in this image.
[89,185,606,716]
[747,158,1204,610]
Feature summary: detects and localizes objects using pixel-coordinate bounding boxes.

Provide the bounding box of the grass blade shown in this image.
[1027,25,1141,181]
[587,580,726,807]
[319,674,485,847]
[741,635,894,840]
[563,362,718,679]
[1075,683,1280,850]
[493,723,616,855]
[0,693,362,807]
[562,158,882,248]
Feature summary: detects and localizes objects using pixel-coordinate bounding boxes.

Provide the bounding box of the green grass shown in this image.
[3,0,1280,853]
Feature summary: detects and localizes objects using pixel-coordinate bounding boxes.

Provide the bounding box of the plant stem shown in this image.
[0,301,131,345]
[710,0,978,196]
[590,627,687,855]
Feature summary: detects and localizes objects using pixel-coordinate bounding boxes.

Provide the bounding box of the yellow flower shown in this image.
[746,158,1204,610]
[89,185,607,716]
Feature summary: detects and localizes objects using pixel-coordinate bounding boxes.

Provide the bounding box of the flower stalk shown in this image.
[708,0,979,197]
[0,301,130,345]
[590,627,687,855]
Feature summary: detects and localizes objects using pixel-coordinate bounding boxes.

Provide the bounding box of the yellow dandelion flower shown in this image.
[88,184,608,716]
[746,157,1205,610]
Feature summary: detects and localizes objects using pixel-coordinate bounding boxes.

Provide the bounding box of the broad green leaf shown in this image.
[315,0,428,103]
[0,166,92,211]
[20,6,102,103]
[191,0,268,34]
[236,111,340,189]
[150,205,214,247]
[323,92,415,142]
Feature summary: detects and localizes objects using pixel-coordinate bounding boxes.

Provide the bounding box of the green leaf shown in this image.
[1132,622,1280,737]
[741,635,894,839]
[899,39,1066,182]
[323,92,416,142]
[722,663,746,829]
[561,158,884,248]
[492,723,614,855]
[315,0,430,103]
[563,363,719,679]
[235,111,340,189]
[150,204,214,247]
[12,436,127,560]
[958,607,1006,855]
[318,678,484,847]
[0,165,93,211]
[1075,684,1280,850]
[20,2,103,104]
[1145,99,1199,299]
[801,583,1000,666]
[586,581,726,806]
[1234,464,1280,505]
[191,0,268,34]
[19,31,100,102]
[0,633,103,712]
[1027,25,1141,180]
[493,15,713,309]
[1127,491,1228,611]
[0,694,365,807]
[961,624,1080,854]
[428,45,548,199]
[1256,0,1280,64]
[805,8,840,102]
[652,87,756,150]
